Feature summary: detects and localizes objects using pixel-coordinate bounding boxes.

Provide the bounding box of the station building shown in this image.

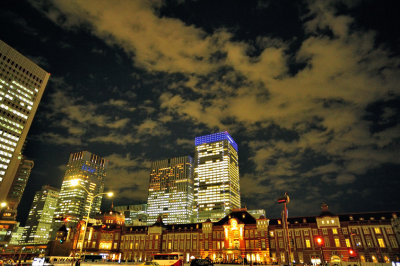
[63,205,400,264]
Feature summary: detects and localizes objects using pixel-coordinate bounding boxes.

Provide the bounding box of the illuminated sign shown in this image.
[195,131,238,151]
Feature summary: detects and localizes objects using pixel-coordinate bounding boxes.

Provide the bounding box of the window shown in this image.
[270,231,274,237]
[366,237,373,247]
[354,237,362,247]
[335,238,340,247]
[305,239,311,248]
[378,238,385,248]
[279,240,284,249]
[332,228,338,234]
[295,231,300,236]
[324,237,330,247]
[322,229,328,235]
[277,231,282,237]
[386,227,393,234]
[296,238,302,248]
[389,236,398,248]
[345,239,351,247]
[261,240,266,249]
[374,228,381,234]
[304,230,309,236]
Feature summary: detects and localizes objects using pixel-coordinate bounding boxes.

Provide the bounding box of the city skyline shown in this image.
[0,0,399,225]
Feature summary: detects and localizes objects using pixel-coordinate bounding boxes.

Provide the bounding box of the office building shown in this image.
[22,185,59,244]
[194,131,240,222]
[9,223,24,245]
[248,209,266,219]
[0,40,50,245]
[0,40,50,202]
[54,151,108,227]
[113,204,147,226]
[6,156,34,209]
[147,156,193,225]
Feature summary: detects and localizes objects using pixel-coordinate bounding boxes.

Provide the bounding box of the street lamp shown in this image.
[70,179,113,261]
[315,236,324,265]
[277,192,291,265]
[0,202,7,208]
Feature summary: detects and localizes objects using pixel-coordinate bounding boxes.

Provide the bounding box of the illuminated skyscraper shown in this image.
[114,204,148,226]
[194,131,240,222]
[0,40,50,202]
[54,151,107,227]
[22,185,59,244]
[6,156,34,209]
[147,156,193,224]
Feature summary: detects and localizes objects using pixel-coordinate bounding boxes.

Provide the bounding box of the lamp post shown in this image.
[315,237,324,265]
[18,246,25,265]
[0,201,7,219]
[277,192,291,265]
[70,179,113,261]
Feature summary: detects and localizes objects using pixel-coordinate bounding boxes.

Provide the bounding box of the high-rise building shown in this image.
[0,40,50,202]
[9,223,24,245]
[54,151,107,227]
[194,131,240,222]
[0,40,50,245]
[248,209,266,219]
[113,204,148,226]
[147,156,193,224]
[6,156,34,209]
[22,185,59,244]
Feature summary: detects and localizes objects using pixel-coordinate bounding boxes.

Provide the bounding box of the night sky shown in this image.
[1,0,399,225]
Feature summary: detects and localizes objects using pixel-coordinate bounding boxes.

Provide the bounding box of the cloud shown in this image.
[335,173,356,185]
[136,119,170,137]
[31,0,228,74]
[30,0,400,215]
[35,132,83,146]
[105,153,150,201]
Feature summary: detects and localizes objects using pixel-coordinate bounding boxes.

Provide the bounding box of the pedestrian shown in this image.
[75,259,81,266]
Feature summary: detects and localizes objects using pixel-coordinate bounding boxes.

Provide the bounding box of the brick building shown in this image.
[64,205,400,264]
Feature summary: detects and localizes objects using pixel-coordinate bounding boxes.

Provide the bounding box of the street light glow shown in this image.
[107,192,113,197]
[0,202,7,208]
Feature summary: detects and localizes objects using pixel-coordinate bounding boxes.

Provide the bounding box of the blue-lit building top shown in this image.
[195,131,238,151]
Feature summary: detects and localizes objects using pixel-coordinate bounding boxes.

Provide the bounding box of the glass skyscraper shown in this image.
[6,156,34,209]
[22,185,59,244]
[147,156,193,224]
[194,131,240,222]
[0,40,50,203]
[113,204,148,226]
[54,151,107,227]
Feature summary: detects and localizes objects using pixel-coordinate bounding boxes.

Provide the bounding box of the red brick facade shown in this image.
[68,207,400,264]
